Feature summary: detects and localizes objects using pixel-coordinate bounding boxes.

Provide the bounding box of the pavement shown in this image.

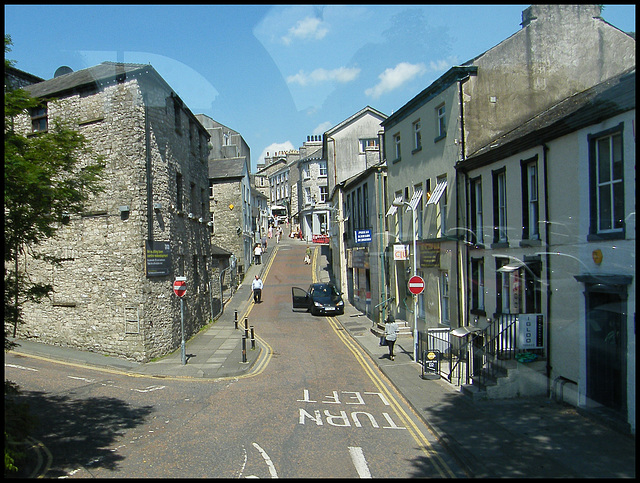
[8,235,636,478]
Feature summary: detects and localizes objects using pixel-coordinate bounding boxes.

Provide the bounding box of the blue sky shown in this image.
[5,4,636,171]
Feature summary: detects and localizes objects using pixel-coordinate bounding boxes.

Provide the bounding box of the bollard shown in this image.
[234,310,238,329]
[244,317,249,331]
[242,336,247,363]
[250,326,255,350]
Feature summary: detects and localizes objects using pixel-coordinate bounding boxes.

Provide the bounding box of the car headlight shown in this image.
[337,300,344,306]
[314,301,323,307]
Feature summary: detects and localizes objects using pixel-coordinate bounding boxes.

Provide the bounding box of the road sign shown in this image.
[173,277,187,297]
[408,275,425,295]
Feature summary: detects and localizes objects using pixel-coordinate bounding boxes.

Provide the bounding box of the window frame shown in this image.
[435,103,446,142]
[588,123,625,240]
[412,119,422,152]
[30,104,48,133]
[492,168,508,246]
[520,155,540,242]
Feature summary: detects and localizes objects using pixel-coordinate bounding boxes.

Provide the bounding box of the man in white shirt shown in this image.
[254,243,262,265]
[251,275,263,303]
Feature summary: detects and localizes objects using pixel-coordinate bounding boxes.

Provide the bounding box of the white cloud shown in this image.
[258,142,296,166]
[365,62,427,99]
[282,16,329,45]
[287,66,360,86]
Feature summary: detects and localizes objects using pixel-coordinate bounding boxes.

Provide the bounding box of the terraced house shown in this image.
[15,62,214,362]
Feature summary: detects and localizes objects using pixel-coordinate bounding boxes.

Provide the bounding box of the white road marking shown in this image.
[349,446,372,478]
[252,442,278,478]
[5,363,38,372]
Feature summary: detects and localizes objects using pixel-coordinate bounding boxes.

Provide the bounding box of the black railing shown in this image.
[420,314,545,387]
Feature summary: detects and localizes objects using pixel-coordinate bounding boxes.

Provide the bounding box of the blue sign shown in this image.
[355,229,372,243]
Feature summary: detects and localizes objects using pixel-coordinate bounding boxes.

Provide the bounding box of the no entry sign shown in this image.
[173,277,187,297]
[408,275,425,295]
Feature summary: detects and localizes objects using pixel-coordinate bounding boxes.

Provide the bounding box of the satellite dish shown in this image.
[54,66,73,78]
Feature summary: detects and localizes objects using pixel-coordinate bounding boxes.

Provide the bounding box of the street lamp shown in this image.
[393,199,419,362]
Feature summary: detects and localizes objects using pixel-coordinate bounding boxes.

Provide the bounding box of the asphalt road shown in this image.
[5,242,465,478]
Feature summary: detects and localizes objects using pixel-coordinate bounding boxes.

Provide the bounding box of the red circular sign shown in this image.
[408,275,425,295]
[173,280,187,297]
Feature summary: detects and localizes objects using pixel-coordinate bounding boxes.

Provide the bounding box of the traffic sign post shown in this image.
[174,277,187,365]
[408,275,425,295]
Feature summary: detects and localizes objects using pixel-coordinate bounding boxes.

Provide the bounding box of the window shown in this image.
[436,104,446,141]
[173,97,182,133]
[319,161,327,177]
[589,125,625,239]
[304,187,312,205]
[470,177,483,246]
[393,133,401,161]
[303,166,310,180]
[523,258,542,313]
[440,271,450,324]
[521,157,539,240]
[492,169,508,245]
[359,138,378,153]
[319,185,328,202]
[363,183,369,230]
[413,183,423,239]
[176,173,183,211]
[496,258,511,314]
[412,120,422,151]
[471,258,485,313]
[30,105,48,132]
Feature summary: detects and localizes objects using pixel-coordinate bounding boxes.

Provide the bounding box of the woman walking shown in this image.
[384,316,399,360]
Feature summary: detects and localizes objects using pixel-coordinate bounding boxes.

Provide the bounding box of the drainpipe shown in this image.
[542,143,552,396]
[328,137,337,189]
[456,76,470,330]
[377,167,386,326]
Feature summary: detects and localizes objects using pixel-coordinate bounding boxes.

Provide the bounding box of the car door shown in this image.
[292,287,310,311]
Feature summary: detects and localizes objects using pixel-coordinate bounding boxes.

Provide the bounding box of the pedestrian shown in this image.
[261,235,267,252]
[251,275,263,303]
[304,246,312,264]
[254,243,262,265]
[384,315,399,360]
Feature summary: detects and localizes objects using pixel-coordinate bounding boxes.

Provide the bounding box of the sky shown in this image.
[5,4,636,172]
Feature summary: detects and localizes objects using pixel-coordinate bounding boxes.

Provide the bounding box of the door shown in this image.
[586,290,626,412]
[292,287,310,311]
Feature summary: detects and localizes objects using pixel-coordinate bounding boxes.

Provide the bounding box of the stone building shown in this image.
[15,62,213,362]
[196,114,253,275]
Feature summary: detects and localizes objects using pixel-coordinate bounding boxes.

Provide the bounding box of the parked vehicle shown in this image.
[292,283,345,316]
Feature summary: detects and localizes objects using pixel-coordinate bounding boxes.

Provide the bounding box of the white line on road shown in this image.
[5,363,39,372]
[349,446,372,478]
[252,442,278,478]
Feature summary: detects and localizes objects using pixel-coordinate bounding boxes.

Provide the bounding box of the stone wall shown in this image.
[16,71,214,362]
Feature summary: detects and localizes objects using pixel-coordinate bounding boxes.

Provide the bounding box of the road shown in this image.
[5,241,464,478]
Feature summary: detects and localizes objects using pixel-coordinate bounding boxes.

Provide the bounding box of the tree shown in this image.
[4,35,105,348]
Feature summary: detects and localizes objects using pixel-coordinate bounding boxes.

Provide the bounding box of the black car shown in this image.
[292,283,345,316]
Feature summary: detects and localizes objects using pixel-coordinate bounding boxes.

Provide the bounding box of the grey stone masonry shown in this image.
[16,63,214,362]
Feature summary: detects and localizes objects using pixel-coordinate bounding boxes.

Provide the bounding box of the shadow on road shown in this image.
[9,390,154,477]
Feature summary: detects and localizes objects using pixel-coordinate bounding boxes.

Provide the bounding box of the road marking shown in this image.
[252,442,278,478]
[5,363,38,372]
[349,446,372,478]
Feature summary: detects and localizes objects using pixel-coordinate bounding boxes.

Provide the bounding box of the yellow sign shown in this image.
[229,204,234,210]
[592,249,603,265]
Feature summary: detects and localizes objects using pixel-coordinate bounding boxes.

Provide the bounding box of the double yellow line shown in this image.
[313,247,455,478]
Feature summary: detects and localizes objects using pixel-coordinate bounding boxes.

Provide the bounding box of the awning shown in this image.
[385,195,403,216]
[408,189,423,211]
[426,179,447,205]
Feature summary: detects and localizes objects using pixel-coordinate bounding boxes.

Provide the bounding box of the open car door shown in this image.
[292,287,310,311]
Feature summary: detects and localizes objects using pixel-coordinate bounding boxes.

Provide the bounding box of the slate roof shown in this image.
[24,62,155,98]
[458,68,635,170]
[208,157,247,180]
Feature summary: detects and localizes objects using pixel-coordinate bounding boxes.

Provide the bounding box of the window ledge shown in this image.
[434,134,446,143]
[491,241,509,249]
[411,146,422,154]
[392,157,402,164]
[520,239,542,247]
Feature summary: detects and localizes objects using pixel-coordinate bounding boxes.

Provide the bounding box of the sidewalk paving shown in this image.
[8,237,635,478]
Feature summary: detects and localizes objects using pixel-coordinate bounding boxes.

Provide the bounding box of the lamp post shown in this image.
[393,200,418,362]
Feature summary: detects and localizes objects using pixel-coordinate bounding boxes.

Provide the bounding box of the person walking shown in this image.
[304,246,312,264]
[254,243,262,265]
[384,316,399,360]
[251,275,263,303]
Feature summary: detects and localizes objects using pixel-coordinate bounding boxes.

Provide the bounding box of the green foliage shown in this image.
[4,35,105,347]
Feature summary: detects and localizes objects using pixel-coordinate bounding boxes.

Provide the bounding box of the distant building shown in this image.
[196,114,253,276]
[15,62,213,362]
